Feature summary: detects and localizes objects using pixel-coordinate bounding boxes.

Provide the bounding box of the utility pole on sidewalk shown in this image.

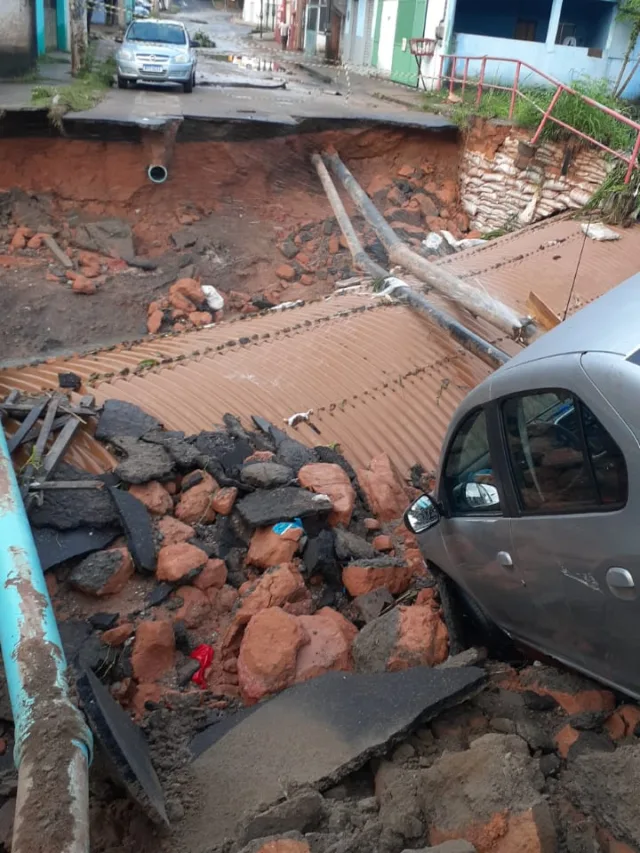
[70,0,89,75]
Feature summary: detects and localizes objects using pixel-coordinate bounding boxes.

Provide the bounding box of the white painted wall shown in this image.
[0,0,35,75]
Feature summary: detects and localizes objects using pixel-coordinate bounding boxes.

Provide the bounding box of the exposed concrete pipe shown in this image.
[312,152,510,370]
[0,425,92,853]
[145,118,181,185]
[322,149,532,341]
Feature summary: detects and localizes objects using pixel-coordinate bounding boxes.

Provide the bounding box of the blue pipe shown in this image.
[0,424,92,852]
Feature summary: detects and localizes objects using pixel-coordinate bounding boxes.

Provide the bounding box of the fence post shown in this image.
[438,53,445,91]
[475,57,486,107]
[449,57,456,95]
[625,130,640,183]
[530,84,563,144]
[462,57,469,100]
[509,61,521,120]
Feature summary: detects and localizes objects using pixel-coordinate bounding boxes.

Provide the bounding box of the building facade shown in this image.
[1,0,70,78]
[339,0,640,98]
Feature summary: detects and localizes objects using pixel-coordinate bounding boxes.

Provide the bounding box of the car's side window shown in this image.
[444,409,501,515]
[502,389,628,513]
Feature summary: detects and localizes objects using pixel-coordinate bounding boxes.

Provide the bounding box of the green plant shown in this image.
[584,161,640,224]
[613,0,640,96]
[193,29,215,47]
[31,55,115,125]
[432,77,635,152]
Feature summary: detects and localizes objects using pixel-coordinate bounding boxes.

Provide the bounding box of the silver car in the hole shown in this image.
[405,271,640,700]
[116,20,198,93]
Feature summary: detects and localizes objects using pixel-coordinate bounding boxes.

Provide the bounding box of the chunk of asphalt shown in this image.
[238,789,326,846]
[143,432,201,471]
[28,464,120,531]
[353,588,394,624]
[76,669,168,826]
[33,525,120,571]
[88,612,120,631]
[240,462,294,489]
[95,399,162,442]
[187,666,485,848]
[251,415,317,473]
[147,582,174,607]
[111,436,174,485]
[109,487,156,573]
[334,529,377,562]
[236,487,333,528]
[302,529,339,585]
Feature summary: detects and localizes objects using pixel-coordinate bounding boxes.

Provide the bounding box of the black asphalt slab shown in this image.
[186,666,485,848]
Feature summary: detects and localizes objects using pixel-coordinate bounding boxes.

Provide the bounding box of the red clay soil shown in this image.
[0,127,462,364]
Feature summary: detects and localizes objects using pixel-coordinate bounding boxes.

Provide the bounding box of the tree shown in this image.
[70,0,89,75]
[613,0,640,96]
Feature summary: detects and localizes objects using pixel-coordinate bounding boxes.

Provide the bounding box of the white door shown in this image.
[377,0,397,72]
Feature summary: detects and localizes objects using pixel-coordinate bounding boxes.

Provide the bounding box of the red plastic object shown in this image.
[190,643,214,688]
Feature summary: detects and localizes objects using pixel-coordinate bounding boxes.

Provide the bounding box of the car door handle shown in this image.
[606,566,635,594]
[497,551,514,569]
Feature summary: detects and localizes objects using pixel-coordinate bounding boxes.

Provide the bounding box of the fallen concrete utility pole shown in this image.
[312,153,509,370]
[322,150,531,341]
[0,424,93,853]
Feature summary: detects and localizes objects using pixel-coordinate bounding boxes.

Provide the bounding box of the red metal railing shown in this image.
[435,54,640,183]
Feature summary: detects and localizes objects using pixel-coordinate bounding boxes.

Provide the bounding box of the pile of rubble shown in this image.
[5,392,640,853]
[14,395,443,721]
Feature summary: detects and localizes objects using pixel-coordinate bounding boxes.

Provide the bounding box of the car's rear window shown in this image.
[127,22,187,44]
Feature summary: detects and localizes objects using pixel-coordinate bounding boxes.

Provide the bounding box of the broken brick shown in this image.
[171,277,205,306]
[147,309,164,335]
[357,453,408,521]
[276,264,297,282]
[156,541,208,583]
[298,462,355,527]
[189,310,213,327]
[373,534,393,552]
[72,275,96,295]
[327,236,340,254]
[605,705,640,740]
[246,526,303,570]
[102,623,135,647]
[157,516,195,546]
[300,274,314,286]
[69,547,134,596]
[131,620,175,682]
[169,290,195,313]
[173,585,211,628]
[128,481,173,516]
[212,486,238,515]
[175,470,218,525]
[238,607,308,705]
[193,558,228,591]
[554,723,580,758]
[342,561,414,597]
[295,607,357,683]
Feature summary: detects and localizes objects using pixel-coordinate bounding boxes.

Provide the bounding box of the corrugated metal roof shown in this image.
[2,218,638,476]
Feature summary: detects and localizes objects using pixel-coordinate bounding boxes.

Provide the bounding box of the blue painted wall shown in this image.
[454,0,553,43]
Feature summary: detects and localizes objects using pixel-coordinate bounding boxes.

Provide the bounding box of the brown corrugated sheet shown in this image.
[2,219,638,475]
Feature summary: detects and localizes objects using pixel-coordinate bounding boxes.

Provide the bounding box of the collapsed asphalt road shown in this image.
[1,390,640,853]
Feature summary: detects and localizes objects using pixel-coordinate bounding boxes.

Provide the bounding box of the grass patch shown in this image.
[584,160,640,224]
[428,76,635,151]
[31,55,116,126]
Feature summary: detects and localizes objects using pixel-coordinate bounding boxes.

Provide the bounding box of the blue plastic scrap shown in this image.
[272,518,304,535]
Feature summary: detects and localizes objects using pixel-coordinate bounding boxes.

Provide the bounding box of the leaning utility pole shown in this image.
[70,0,89,75]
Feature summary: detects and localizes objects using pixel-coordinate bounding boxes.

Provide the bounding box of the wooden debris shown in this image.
[43,235,73,269]
[6,400,48,454]
[526,290,561,331]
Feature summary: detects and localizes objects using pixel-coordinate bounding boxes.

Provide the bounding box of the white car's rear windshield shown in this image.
[127,22,187,44]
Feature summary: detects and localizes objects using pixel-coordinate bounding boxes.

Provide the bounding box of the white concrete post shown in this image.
[545,0,563,52]
[421,0,452,90]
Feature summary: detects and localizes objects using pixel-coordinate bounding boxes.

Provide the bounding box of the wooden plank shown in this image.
[43,235,73,269]
[6,400,48,454]
[41,419,80,477]
[526,290,561,332]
